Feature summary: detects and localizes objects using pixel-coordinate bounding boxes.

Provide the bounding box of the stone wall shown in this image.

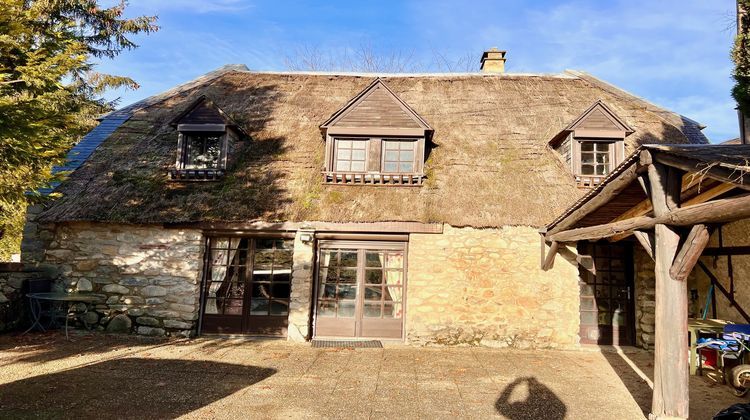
[288,229,314,342]
[633,247,655,349]
[406,225,580,349]
[22,212,203,337]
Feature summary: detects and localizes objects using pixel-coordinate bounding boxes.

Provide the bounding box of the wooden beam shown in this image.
[541,241,559,271]
[608,178,734,242]
[547,193,750,242]
[669,224,710,282]
[702,246,750,256]
[547,156,645,235]
[633,230,655,261]
[681,182,736,207]
[697,260,750,323]
[654,152,750,191]
[649,163,689,419]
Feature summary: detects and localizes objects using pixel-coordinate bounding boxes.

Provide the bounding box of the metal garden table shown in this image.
[24,292,106,340]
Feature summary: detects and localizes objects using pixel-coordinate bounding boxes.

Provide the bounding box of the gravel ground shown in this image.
[0,332,743,419]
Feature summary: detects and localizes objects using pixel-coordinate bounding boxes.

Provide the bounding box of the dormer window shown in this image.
[549,100,634,189]
[168,96,247,181]
[182,132,223,169]
[320,79,433,186]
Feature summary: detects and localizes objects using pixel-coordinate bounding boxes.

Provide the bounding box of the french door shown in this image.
[200,237,293,336]
[314,241,406,339]
[578,242,635,345]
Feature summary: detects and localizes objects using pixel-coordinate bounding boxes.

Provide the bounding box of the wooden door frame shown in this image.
[198,235,293,337]
[312,239,408,341]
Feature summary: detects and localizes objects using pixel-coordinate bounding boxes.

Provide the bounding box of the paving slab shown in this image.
[0,332,744,419]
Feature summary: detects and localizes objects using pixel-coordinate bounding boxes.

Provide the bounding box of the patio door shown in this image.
[200,237,293,336]
[578,242,635,345]
[314,241,406,339]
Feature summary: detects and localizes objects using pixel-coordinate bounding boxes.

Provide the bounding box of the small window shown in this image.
[383,140,415,173]
[182,133,223,169]
[579,141,612,176]
[334,139,367,172]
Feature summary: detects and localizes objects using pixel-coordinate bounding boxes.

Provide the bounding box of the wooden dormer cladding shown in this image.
[168,96,247,181]
[320,79,433,186]
[549,100,634,189]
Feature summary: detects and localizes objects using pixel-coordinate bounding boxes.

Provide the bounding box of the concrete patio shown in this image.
[0,332,741,419]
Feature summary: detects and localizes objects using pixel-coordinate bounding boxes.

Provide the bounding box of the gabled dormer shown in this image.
[320,79,433,186]
[549,100,634,188]
[168,96,247,181]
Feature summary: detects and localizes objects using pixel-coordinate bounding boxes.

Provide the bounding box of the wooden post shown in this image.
[649,163,689,419]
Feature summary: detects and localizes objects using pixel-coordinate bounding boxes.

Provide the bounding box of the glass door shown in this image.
[200,237,293,336]
[315,242,405,339]
[578,243,634,345]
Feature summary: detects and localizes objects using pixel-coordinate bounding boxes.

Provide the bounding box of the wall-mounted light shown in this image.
[299,233,314,243]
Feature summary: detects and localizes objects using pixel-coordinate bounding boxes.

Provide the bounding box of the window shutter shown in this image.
[367,138,381,172]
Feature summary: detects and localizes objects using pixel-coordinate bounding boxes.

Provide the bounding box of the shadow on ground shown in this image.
[600,347,744,419]
[0,357,276,418]
[495,376,567,420]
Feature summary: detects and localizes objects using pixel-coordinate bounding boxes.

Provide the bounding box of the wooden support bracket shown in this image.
[669,224,710,282]
[541,241,559,271]
[633,230,655,261]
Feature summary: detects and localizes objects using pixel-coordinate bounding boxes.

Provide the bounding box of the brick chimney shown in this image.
[480,48,506,73]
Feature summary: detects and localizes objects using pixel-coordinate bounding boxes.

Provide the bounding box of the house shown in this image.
[19,49,712,347]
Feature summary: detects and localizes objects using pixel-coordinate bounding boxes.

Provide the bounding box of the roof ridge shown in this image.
[230,69,576,78]
[102,64,249,119]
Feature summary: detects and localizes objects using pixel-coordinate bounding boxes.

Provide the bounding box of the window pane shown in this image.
[366,252,383,267]
[581,142,594,151]
[251,283,271,298]
[337,285,357,299]
[385,151,399,161]
[364,303,382,318]
[321,284,336,298]
[399,141,414,150]
[352,149,366,160]
[350,161,365,172]
[596,153,609,164]
[335,161,350,172]
[364,286,382,301]
[365,270,383,284]
[271,282,290,299]
[340,252,358,267]
[581,165,594,175]
[204,298,219,314]
[339,269,357,283]
[581,154,594,164]
[250,299,269,315]
[384,286,402,302]
[318,301,336,317]
[270,301,289,316]
[384,162,398,172]
[338,301,355,317]
[596,142,610,152]
[383,303,402,319]
[383,271,402,286]
[385,253,404,268]
[352,140,367,150]
[400,162,414,173]
[338,140,352,148]
[400,150,414,161]
[338,149,352,160]
[596,165,607,175]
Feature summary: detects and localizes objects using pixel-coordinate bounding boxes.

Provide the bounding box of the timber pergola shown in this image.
[541,144,750,419]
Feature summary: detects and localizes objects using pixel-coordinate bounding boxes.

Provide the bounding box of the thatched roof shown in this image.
[38,67,709,228]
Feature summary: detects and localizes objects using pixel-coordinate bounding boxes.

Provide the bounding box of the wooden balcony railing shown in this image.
[322,172,424,186]
[169,168,225,181]
[575,174,606,189]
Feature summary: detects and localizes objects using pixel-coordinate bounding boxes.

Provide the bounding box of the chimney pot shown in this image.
[480,47,506,73]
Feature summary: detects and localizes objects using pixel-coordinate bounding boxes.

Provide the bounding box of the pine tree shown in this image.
[0,0,157,259]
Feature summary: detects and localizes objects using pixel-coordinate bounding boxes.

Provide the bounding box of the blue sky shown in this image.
[100,0,738,142]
